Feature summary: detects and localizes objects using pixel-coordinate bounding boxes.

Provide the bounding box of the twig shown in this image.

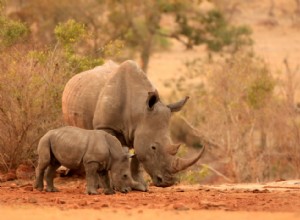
[0,153,9,172]
[201,163,233,183]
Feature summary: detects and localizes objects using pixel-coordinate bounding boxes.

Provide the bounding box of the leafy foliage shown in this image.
[54,19,104,73]
[0,16,104,171]
[0,17,28,46]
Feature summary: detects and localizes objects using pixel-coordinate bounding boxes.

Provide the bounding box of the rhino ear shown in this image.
[146,91,159,111]
[167,96,189,112]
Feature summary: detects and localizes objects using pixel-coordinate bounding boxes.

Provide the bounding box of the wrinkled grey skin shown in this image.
[62,60,205,188]
[34,126,146,195]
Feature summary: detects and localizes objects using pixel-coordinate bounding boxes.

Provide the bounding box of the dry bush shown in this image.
[168,53,300,183]
[0,46,71,171]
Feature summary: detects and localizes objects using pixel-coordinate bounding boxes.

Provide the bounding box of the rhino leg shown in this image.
[84,162,101,195]
[34,161,50,191]
[35,136,52,191]
[98,170,115,195]
[45,162,60,192]
[130,156,148,191]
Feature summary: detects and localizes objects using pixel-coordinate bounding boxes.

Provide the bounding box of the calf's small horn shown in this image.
[167,96,189,112]
[170,146,205,173]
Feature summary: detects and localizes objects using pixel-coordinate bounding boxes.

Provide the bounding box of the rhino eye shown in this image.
[151,145,156,150]
[123,174,128,179]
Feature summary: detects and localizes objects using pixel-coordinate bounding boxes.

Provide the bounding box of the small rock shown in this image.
[101,203,109,208]
[175,188,185,192]
[55,198,66,204]
[79,200,88,206]
[28,197,37,203]
[72,204,80,209]
[93,198,100,202]
[252,189,269,193]
[23,186,34,191]
[173,203,189,211]
[10,183,18,188]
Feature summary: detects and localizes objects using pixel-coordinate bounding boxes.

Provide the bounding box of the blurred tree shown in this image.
[7,0,252,72]
[105,0,252,71]
[0,0,28,48]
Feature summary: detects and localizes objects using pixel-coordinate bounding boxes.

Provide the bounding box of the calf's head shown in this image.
[134,94,205,187]
[110,155,147,193]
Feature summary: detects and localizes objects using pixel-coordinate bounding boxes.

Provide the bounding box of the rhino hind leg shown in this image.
[45,161,60,192]
[34,161,49,191]
[34,142,52,191]
[130,156,148,191]
[84,162,101,195]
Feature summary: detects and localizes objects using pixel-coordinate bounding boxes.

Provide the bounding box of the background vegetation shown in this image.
[0,0,299,184]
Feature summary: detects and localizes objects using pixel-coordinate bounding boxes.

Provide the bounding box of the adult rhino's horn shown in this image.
[170,146,205,173]
[167,96,189,112]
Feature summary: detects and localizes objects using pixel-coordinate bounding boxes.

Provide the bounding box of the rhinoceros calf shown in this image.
[34,126,146,195]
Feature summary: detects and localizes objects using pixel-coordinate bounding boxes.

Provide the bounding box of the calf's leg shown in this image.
[85,162,100,195]
[34,160,49,191]
[45,160,60,192]
[98,170,115,195]
[34,145,51,191]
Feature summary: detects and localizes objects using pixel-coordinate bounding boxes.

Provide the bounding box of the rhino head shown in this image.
[110,154,147,193]
[134,93,205,187]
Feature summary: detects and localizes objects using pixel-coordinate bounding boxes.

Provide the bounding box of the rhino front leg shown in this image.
[84,162,100,195]
[130,156,148,191]
[45,163,60,192]
[98,170,115,195]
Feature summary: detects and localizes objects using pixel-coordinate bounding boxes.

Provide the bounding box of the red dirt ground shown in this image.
[1,177,300,220]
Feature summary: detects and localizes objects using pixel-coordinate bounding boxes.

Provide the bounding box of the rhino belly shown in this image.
[52,149,83,170]
[49,129,89,169]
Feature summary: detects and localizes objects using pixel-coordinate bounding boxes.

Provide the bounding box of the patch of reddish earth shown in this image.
[1,177,300,220]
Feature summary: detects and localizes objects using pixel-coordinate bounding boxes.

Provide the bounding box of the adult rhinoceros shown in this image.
[62,60,204,188]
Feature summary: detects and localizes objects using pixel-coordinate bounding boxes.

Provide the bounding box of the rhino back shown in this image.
[83,130,110,166]
[49,127,91,169]
[62,61,118,129]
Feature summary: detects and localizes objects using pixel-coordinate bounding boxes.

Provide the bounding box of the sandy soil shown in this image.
[1,177,300,219]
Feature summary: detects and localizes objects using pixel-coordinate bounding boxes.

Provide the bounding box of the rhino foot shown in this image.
[46,187,59,192]
[103,188,115,195]
[87,189,99,195]
[35,186,44,192]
